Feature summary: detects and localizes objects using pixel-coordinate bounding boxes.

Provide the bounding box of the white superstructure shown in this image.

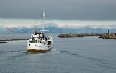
[27,11,53,53]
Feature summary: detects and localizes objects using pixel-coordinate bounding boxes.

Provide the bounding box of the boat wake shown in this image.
[1,48,116,70]
[0,50,26,54]
[0,49,27,62]
[59,50,116,70]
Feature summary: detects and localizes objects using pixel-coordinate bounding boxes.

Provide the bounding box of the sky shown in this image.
[0,0,116,20]
[0,0,116,29]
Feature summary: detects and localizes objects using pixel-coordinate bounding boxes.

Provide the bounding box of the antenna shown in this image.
[42,10,45,33]
[40,10,49,33]
[42,10,45,20]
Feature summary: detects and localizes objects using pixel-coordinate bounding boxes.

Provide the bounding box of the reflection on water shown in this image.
[0,34,116,73]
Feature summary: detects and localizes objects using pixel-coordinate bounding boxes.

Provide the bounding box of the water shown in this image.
[0,34,116,73]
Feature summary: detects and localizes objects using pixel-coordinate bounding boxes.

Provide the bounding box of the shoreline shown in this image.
[0,38,28,41]
[0,38,29,43]
[0,41,7,43]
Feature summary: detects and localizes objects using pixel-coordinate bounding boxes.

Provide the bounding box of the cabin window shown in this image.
[29,44,30,46]
[48,41,51,45]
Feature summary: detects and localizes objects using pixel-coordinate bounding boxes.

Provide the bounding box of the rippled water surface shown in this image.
[0,34,116,73]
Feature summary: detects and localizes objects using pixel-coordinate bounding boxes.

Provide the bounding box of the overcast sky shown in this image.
[0,0,116,20]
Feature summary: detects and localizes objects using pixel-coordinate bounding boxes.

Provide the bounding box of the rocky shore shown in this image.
[99,33,116,39]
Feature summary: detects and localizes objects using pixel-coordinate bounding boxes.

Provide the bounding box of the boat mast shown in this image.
[42,10,45,33]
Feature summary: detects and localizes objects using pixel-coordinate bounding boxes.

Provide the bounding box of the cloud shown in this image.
[51,20,116,29]
[0,18,116,29]
[0,18,37,28]
[3,24,35,29]
[0,0,116,20]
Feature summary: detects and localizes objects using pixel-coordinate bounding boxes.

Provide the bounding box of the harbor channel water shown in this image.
[0,33,116,73]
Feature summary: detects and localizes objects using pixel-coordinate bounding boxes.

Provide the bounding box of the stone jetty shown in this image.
[58,33,116,40]
[99,33,116,39]
[58,33,101,38]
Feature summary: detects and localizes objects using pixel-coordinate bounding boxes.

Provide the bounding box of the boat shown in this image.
[27,11,53,53]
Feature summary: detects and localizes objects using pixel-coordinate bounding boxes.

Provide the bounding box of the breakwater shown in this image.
[58,33,116,39]
[99,33,116,39]
[58,33,101,38]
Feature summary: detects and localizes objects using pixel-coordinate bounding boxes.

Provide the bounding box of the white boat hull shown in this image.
[27,41,52,53]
